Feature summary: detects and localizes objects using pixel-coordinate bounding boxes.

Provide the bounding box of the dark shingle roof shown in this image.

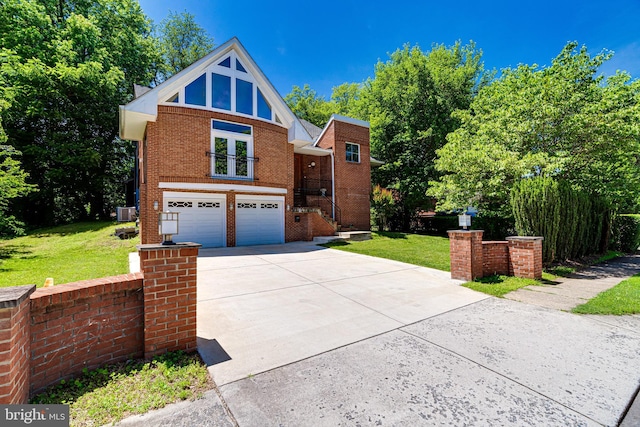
[299,119,323,141]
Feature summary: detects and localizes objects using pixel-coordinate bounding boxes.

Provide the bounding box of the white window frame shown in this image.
[211,120,254,180]
[345,142,360,163]
[160,51,274,123]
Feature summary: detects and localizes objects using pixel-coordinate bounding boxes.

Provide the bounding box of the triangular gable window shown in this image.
[236,59,247,73]
[257,88,271,120]
[185,74,206,106]
[161,50,281,124]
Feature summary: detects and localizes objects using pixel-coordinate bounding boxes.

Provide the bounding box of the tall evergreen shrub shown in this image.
[511,177,609,263]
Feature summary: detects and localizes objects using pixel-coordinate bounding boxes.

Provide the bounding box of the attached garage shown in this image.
[235,195,285,246]
[163,192,226,247]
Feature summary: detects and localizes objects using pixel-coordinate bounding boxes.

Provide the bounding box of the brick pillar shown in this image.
[0,285,36,403]
[507,236,544,279]
[138,243,201,359]
[448,230,484,281]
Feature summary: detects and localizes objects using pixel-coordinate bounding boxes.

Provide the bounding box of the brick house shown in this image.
[119,38,377,247]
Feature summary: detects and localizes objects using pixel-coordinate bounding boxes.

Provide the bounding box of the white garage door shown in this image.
[236,196,284,246]
[163,193,226,248]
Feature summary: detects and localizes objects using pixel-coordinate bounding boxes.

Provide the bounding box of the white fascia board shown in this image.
[119,106,156,141]
[159,182,287,194]
[313,114,370,147]
[294,145,332,156]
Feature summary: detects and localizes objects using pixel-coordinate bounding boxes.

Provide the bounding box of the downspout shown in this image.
[331,151,336,220]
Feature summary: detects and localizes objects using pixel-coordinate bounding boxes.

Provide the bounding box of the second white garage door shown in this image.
[163,192,226,248]
[235,195,284,246]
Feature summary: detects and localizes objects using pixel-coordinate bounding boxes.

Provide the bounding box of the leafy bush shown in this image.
[511,177,610,263]
[0,213,26,238]
[609,214,640,252]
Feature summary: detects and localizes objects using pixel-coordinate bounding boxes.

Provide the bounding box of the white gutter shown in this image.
[331,151,336,220]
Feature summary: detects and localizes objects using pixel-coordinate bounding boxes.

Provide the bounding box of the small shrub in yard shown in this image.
[30,351,212,427]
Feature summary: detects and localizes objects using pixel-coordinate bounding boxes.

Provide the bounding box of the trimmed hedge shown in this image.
[511,177,610,263]
[609,214,640,252]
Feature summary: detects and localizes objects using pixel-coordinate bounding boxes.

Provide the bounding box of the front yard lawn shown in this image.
[0,221,139,288]
[572,273,640,315]
[323,231,450,271]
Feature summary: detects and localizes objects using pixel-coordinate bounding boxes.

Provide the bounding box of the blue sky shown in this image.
[138,0,640,99]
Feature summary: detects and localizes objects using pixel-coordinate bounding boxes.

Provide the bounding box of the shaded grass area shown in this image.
[0,221,139,288]
[31,351,212,427]
[572,273,640,315]
[323,231,450,271]
[462,274,556,297]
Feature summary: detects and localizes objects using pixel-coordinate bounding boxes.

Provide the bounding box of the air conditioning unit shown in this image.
[117,207,137,222]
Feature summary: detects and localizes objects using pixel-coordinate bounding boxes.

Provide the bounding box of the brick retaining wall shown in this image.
[449,230,542,281]
[0,243,200,403]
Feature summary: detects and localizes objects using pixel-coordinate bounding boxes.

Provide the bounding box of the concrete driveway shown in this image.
[119,242,640,426]
[196,241,488,386]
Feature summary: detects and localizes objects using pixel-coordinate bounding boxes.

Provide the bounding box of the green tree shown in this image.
[363,42,486,229]
[155,10,214,83]
[0,0,158,225]
[284,84,335,127]
[430,42,640,217]
[330,82,363,118]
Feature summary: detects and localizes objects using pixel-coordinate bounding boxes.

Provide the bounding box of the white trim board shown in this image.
[159,182,287,194]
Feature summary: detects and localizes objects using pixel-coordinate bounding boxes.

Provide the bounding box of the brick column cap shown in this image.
[0,285,36,309]
[506,236,544,241]
[137,242,203,251]
[447,229,484,235]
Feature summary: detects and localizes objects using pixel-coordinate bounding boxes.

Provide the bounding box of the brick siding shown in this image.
[316,120,371,230]
[140,108,371,246]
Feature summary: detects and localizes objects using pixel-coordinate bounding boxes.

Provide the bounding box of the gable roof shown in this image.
[119,37,313,146]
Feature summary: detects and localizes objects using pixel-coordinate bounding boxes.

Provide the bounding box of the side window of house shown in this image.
[346,142,360,163]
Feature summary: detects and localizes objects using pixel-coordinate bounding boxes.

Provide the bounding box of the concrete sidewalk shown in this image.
[117,297,640,426]
[505,254,640,311]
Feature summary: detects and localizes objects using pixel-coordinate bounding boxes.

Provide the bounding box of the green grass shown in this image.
[0,221,139,288]
[323,231,451,271]
[462,274,554,297]
[572,273,640,315]
[30,351,212,427]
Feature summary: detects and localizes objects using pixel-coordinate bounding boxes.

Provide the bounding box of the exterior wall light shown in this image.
[308,161,316,168]
[459,214,471,230]
[153,200,159,210]
[158,211,179,245]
